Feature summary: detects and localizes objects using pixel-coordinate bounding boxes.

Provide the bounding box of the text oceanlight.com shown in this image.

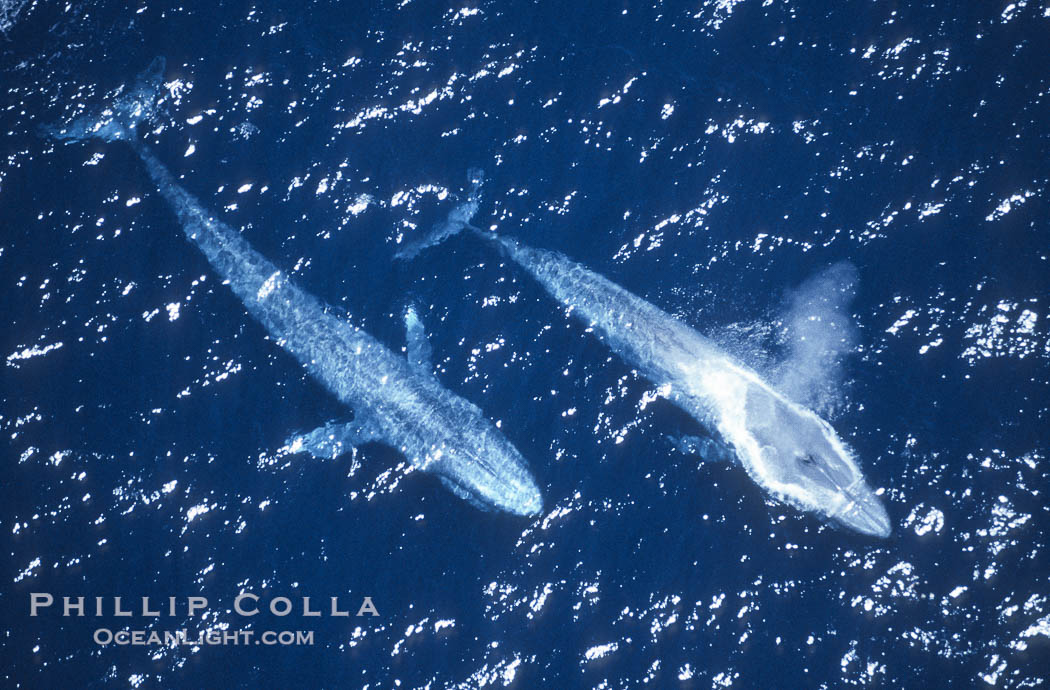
[93,629,314,647]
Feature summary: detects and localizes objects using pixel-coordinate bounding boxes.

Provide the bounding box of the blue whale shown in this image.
[49,62,543,517]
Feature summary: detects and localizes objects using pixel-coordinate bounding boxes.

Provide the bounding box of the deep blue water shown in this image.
[3,0,1048,687]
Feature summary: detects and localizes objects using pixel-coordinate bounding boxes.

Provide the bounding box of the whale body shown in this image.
[49,62,543,517]
[402,173,891,537]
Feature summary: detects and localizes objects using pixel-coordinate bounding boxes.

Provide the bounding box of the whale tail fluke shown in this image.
[394,168,487,260]
[42,56,166,144]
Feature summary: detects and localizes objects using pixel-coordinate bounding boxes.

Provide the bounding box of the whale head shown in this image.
[733,381,891,538]
[423,430,544,518]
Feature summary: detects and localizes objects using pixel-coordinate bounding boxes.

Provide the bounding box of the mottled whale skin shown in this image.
[404,175,890,537]
[48,63,542,517]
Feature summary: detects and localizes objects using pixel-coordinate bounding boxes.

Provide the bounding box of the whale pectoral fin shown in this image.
[403,305,434,375]
[667,435,736,464]
[438,476,491,512]
[285,419,385,460]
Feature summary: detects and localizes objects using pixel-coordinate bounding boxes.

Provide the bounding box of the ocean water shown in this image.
[3,0,1048,687]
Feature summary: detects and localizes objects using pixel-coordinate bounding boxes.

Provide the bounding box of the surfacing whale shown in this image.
[47,62,542,517]
[400,172,891,537]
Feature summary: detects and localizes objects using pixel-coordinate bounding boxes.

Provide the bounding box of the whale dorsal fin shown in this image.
[285,417,384,460]
[403,305,434,376]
